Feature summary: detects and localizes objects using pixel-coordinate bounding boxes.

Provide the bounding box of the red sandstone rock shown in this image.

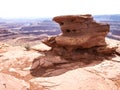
[0,14,119,90]
[53,14,93,24]
[53,14,109,49]
[0,38,119,90]
[30,68,118,90]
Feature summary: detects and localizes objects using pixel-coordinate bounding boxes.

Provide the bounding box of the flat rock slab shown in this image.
[30,68,117,90]
[31,43,52,52]
[0,73,29,90]
[53,14,93,23]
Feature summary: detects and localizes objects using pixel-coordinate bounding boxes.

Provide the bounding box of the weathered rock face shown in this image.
[0,73,29,90]
[0,15,119,90]
[116,46,120,55]
[0,38,119,90]
[30,68,118,90]
[53,14,109,48]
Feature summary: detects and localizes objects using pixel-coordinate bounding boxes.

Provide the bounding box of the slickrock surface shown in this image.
[0,44,45,90]
[30,68,118,90]
[53,14,109,48]
[0,38,119,90]
[0,15,120,90]
[0,73,29,90]
[31,43,52,52]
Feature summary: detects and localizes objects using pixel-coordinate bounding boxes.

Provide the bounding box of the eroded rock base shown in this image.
[0,39,119,90]
[30,38,117,77]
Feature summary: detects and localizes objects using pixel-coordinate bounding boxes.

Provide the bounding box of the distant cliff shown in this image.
[94,14,120,21]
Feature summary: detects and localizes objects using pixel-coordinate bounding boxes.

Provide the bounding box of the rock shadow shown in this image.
[30,47,116,77]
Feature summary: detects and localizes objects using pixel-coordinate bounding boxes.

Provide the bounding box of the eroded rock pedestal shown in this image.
[29,15,117,78]
[44,14,115,56]
[0,15,119,90]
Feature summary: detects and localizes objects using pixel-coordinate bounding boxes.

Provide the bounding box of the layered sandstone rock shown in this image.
[53,14,109,48]
[0,39,119,90]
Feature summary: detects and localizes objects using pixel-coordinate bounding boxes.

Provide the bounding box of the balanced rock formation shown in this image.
[42,14,117,62]
[53,14,109,49]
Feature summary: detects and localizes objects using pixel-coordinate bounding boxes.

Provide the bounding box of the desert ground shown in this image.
[0,15,120,90]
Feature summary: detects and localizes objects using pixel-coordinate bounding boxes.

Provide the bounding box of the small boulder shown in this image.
[31,43,52,52]
[30,68,117,90]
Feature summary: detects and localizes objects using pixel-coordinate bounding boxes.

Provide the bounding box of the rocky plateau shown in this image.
[0,14,120,90]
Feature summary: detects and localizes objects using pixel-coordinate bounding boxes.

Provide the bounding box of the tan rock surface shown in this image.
[0,44,45,90]
[0,14,119,90]
[55,34,106,48]
[0,46,42,71]
[116,46,120,55]
[52,14,109,49]
[53,14,93,24]
[30,68,118,90]
[0,38,119,90]
[0,73,29,90]
[31,38,120,90]
[31,43,52,52]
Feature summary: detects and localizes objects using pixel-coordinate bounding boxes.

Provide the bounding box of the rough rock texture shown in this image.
[31,43,52,52]
[30,68,118,90]
[43,14,116,61]
[0,44,45,90]
[0,38,119,90]
[0,15,119,90]
[30,39,120,90]
[0,73,29,90]
[53,14,109,48]
[116,46,120,55]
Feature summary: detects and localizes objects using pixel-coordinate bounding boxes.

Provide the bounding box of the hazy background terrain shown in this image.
[0,1,120,90]
[94,15,120,40]
[0,14,120,44]
[0,0,120,45]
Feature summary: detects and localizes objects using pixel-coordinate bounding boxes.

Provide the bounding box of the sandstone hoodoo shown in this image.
[36,14,118,70]
[53,14,109,49]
